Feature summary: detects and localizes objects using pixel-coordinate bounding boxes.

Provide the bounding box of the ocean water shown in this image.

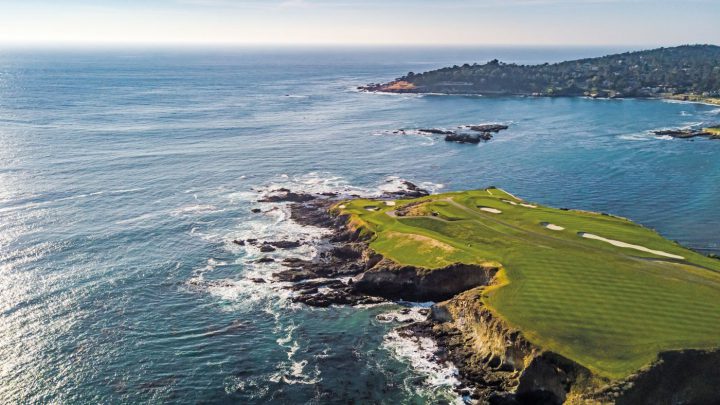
[1,46,719,403]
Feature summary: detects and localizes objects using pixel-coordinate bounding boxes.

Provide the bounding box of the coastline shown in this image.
[360,85,720,107]
[251,185,720,404]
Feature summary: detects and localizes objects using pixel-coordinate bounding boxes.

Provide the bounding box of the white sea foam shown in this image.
[272,322,322,385]
[618,133,651,141]
[383,329,462,394]
[619,131,674,141]
[375,304,464,402]
[170,204,221,216]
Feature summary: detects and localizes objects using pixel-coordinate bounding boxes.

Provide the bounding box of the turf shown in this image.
[337,189,720,379]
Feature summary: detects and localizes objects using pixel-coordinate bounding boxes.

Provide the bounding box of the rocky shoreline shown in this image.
[246,185,720,405]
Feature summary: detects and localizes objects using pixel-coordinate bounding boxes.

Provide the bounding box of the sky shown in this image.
[0,0,718,47]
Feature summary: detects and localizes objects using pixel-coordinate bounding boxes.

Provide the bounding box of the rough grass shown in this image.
[338,189,720,379]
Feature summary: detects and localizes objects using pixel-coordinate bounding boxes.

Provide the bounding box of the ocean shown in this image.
[1,46,719,403]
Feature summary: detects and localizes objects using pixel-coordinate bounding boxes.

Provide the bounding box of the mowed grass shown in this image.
[338,189,720,379]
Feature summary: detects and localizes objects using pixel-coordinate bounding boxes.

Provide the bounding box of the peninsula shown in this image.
[361,45,720,103]
[258,186,720,404]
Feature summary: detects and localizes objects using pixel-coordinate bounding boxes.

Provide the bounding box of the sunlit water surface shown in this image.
[0,47,719,403]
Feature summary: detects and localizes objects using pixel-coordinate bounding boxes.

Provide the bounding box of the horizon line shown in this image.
[0,41,712,50]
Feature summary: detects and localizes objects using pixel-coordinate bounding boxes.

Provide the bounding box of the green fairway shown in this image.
[338,189,720,379]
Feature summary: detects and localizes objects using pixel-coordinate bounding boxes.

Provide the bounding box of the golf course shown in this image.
[337,188,720,379]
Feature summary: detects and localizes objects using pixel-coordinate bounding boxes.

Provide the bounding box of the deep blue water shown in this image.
[1,47,719,403]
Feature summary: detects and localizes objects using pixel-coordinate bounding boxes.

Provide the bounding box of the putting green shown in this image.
[338,189,720,379]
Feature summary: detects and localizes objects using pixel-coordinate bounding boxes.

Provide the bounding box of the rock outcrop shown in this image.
[418,128,456,135]
[468,124,509,133]
[652,128,720,139]
[352,259,498,302]
[426,288,593,404]
[445,132,493,144]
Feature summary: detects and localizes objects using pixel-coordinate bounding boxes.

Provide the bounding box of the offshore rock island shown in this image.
[390,124,510,144]
[253,186,720,404]
[360,45,720,103]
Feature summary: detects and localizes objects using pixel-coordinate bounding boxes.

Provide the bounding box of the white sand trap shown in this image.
[520,203,537,208]
[338,204,346,209]
[579,232,684,260]
[364,206,378,212]
[385,201,396,206]
[542,223,564,231]
[480,207,502,214]
[502,199,518,206]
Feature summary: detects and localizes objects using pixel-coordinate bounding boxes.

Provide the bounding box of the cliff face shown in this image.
[427,288,720,405]
[430,288,596,404]
[352,259,498,302]
[613,350,720,405]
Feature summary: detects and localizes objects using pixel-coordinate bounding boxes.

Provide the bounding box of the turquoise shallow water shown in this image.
[0,47,719,403]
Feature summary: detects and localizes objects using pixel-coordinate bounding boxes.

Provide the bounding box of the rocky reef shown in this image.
[392,124,509,144]
[653,127,720,140]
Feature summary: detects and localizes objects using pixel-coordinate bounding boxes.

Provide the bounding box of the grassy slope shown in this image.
[338,189,720,379]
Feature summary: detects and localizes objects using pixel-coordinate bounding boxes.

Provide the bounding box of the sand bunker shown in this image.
[502,199,518,206]
[479,207,502,214]
[579,232,684,260]
[385,201,396,206]
[338,204,346,209]
[520,203,537,208]
[364,206,379,212]
[541,222,565,231]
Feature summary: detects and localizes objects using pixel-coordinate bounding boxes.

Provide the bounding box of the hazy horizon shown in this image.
[1,0,718,47]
